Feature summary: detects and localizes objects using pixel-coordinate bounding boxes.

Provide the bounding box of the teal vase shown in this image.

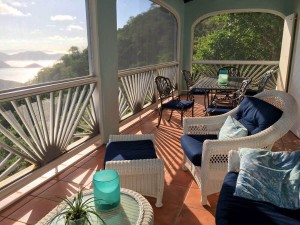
[93,170,120,211]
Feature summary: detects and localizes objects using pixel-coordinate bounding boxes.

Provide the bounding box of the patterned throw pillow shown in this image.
[218,116,248,140]
[234,148,300,209]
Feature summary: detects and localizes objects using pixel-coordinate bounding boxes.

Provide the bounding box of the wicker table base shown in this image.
[37,188,153,225]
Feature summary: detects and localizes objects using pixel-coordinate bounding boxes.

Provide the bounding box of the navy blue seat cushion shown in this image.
[190,88,209,95]
[162,99,194,110]
[245,89,258,96]
[234,97,283,135]
[207,106,233,115]
[216,172,300,225]
[180,134,218,166]
[104,140,157,166]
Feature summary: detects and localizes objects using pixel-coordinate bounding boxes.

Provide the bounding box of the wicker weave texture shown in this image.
[106,134,164,208]
[182,90,298,205]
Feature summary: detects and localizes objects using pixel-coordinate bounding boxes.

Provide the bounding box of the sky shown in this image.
[0,0,152,54]
[117,0,151,29]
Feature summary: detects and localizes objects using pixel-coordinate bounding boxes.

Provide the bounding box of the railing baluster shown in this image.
[53,90,63,144]
[37,95,50,146]
[49,92,54,145]
[25,97,47,151]
[0,123,41,162]
[0,158,23,181]
[10,101,44,155]
[56,88,72,146]
[63,84,95,148]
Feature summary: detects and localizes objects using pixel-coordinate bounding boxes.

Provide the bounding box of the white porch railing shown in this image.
[0,60,278,194]
[192,60,280,89]
[118,62,179,121]
[0,76,99,189]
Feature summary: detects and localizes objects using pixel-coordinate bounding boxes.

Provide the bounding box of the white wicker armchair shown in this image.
[181,90,298,205]
[105,134,164,207]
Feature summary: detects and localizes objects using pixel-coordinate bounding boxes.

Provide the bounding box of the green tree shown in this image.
[193,13,284,60]
[117,5,177,70]
[28,46,89,84]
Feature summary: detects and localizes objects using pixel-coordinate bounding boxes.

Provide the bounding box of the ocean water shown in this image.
[5,60,57,68]
[0,60,57,83]
[0,67,42,83]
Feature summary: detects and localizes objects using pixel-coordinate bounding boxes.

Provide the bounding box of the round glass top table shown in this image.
[37,188,153,225]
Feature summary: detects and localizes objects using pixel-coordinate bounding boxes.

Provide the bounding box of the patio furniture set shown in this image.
[42,69,299,224]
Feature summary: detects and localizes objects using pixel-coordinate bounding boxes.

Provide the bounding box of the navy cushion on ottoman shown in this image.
[104,140,157,166]
[181,134,218,166]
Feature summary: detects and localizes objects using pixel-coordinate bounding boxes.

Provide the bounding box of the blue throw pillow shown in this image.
[234,148,300,209]
[234,97,283,135]
[218,116,248,140]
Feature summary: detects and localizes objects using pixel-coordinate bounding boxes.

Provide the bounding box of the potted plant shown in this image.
[51,189,105,225]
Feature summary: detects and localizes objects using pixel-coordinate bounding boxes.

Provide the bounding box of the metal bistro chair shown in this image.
[246,70,273,96]
[155,76,194,128]
[182,70,209,106]
[206,78,252,116]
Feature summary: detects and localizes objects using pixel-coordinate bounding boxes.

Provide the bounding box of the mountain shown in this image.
[25,63,43,68]
[0,61,11,68]
[0,79,22,90]
[0,51,63,61]
[0,52,9,61]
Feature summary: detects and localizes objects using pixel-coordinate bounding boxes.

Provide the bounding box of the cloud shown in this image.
[10,1,28,7]
[48,35,85,42]
[50,15,76,21]
[0,1,31,16]
[67,25,83,31]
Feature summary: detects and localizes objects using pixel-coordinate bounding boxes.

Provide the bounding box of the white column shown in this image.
[289,13,300,138]
[277,13,296,91]
[88,0,119,143]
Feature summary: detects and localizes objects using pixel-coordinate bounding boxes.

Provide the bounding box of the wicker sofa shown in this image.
[216,150,300,225]
[181,90,298,205]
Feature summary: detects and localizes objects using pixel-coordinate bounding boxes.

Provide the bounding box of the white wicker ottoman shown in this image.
[105,134,164,207]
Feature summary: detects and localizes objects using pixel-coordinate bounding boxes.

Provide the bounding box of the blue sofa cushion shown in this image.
[216,172,300,225]
[234,148,300,209]
[181,134,218,166]
[104,140,157,166]
[234,97,283,135]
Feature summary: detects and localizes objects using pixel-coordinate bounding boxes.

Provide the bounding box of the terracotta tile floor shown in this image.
[1,97,300,225]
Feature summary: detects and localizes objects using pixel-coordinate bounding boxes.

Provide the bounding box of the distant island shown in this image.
[0,51,63,61]
[0,60,44,68]
[0,61,11,68]
[25,63,43,68]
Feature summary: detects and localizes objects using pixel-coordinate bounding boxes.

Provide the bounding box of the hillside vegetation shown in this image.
[28,10,283,84]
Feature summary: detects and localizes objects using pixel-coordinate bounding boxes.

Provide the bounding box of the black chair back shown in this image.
[155,76,174,102]
[182,70,195,88]
[218,66,240,77]
[257,70,273,93]
[234,78,252,106]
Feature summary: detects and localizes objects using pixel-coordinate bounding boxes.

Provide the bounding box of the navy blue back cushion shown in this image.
[234,97,283,135]
[104,140,157,166]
